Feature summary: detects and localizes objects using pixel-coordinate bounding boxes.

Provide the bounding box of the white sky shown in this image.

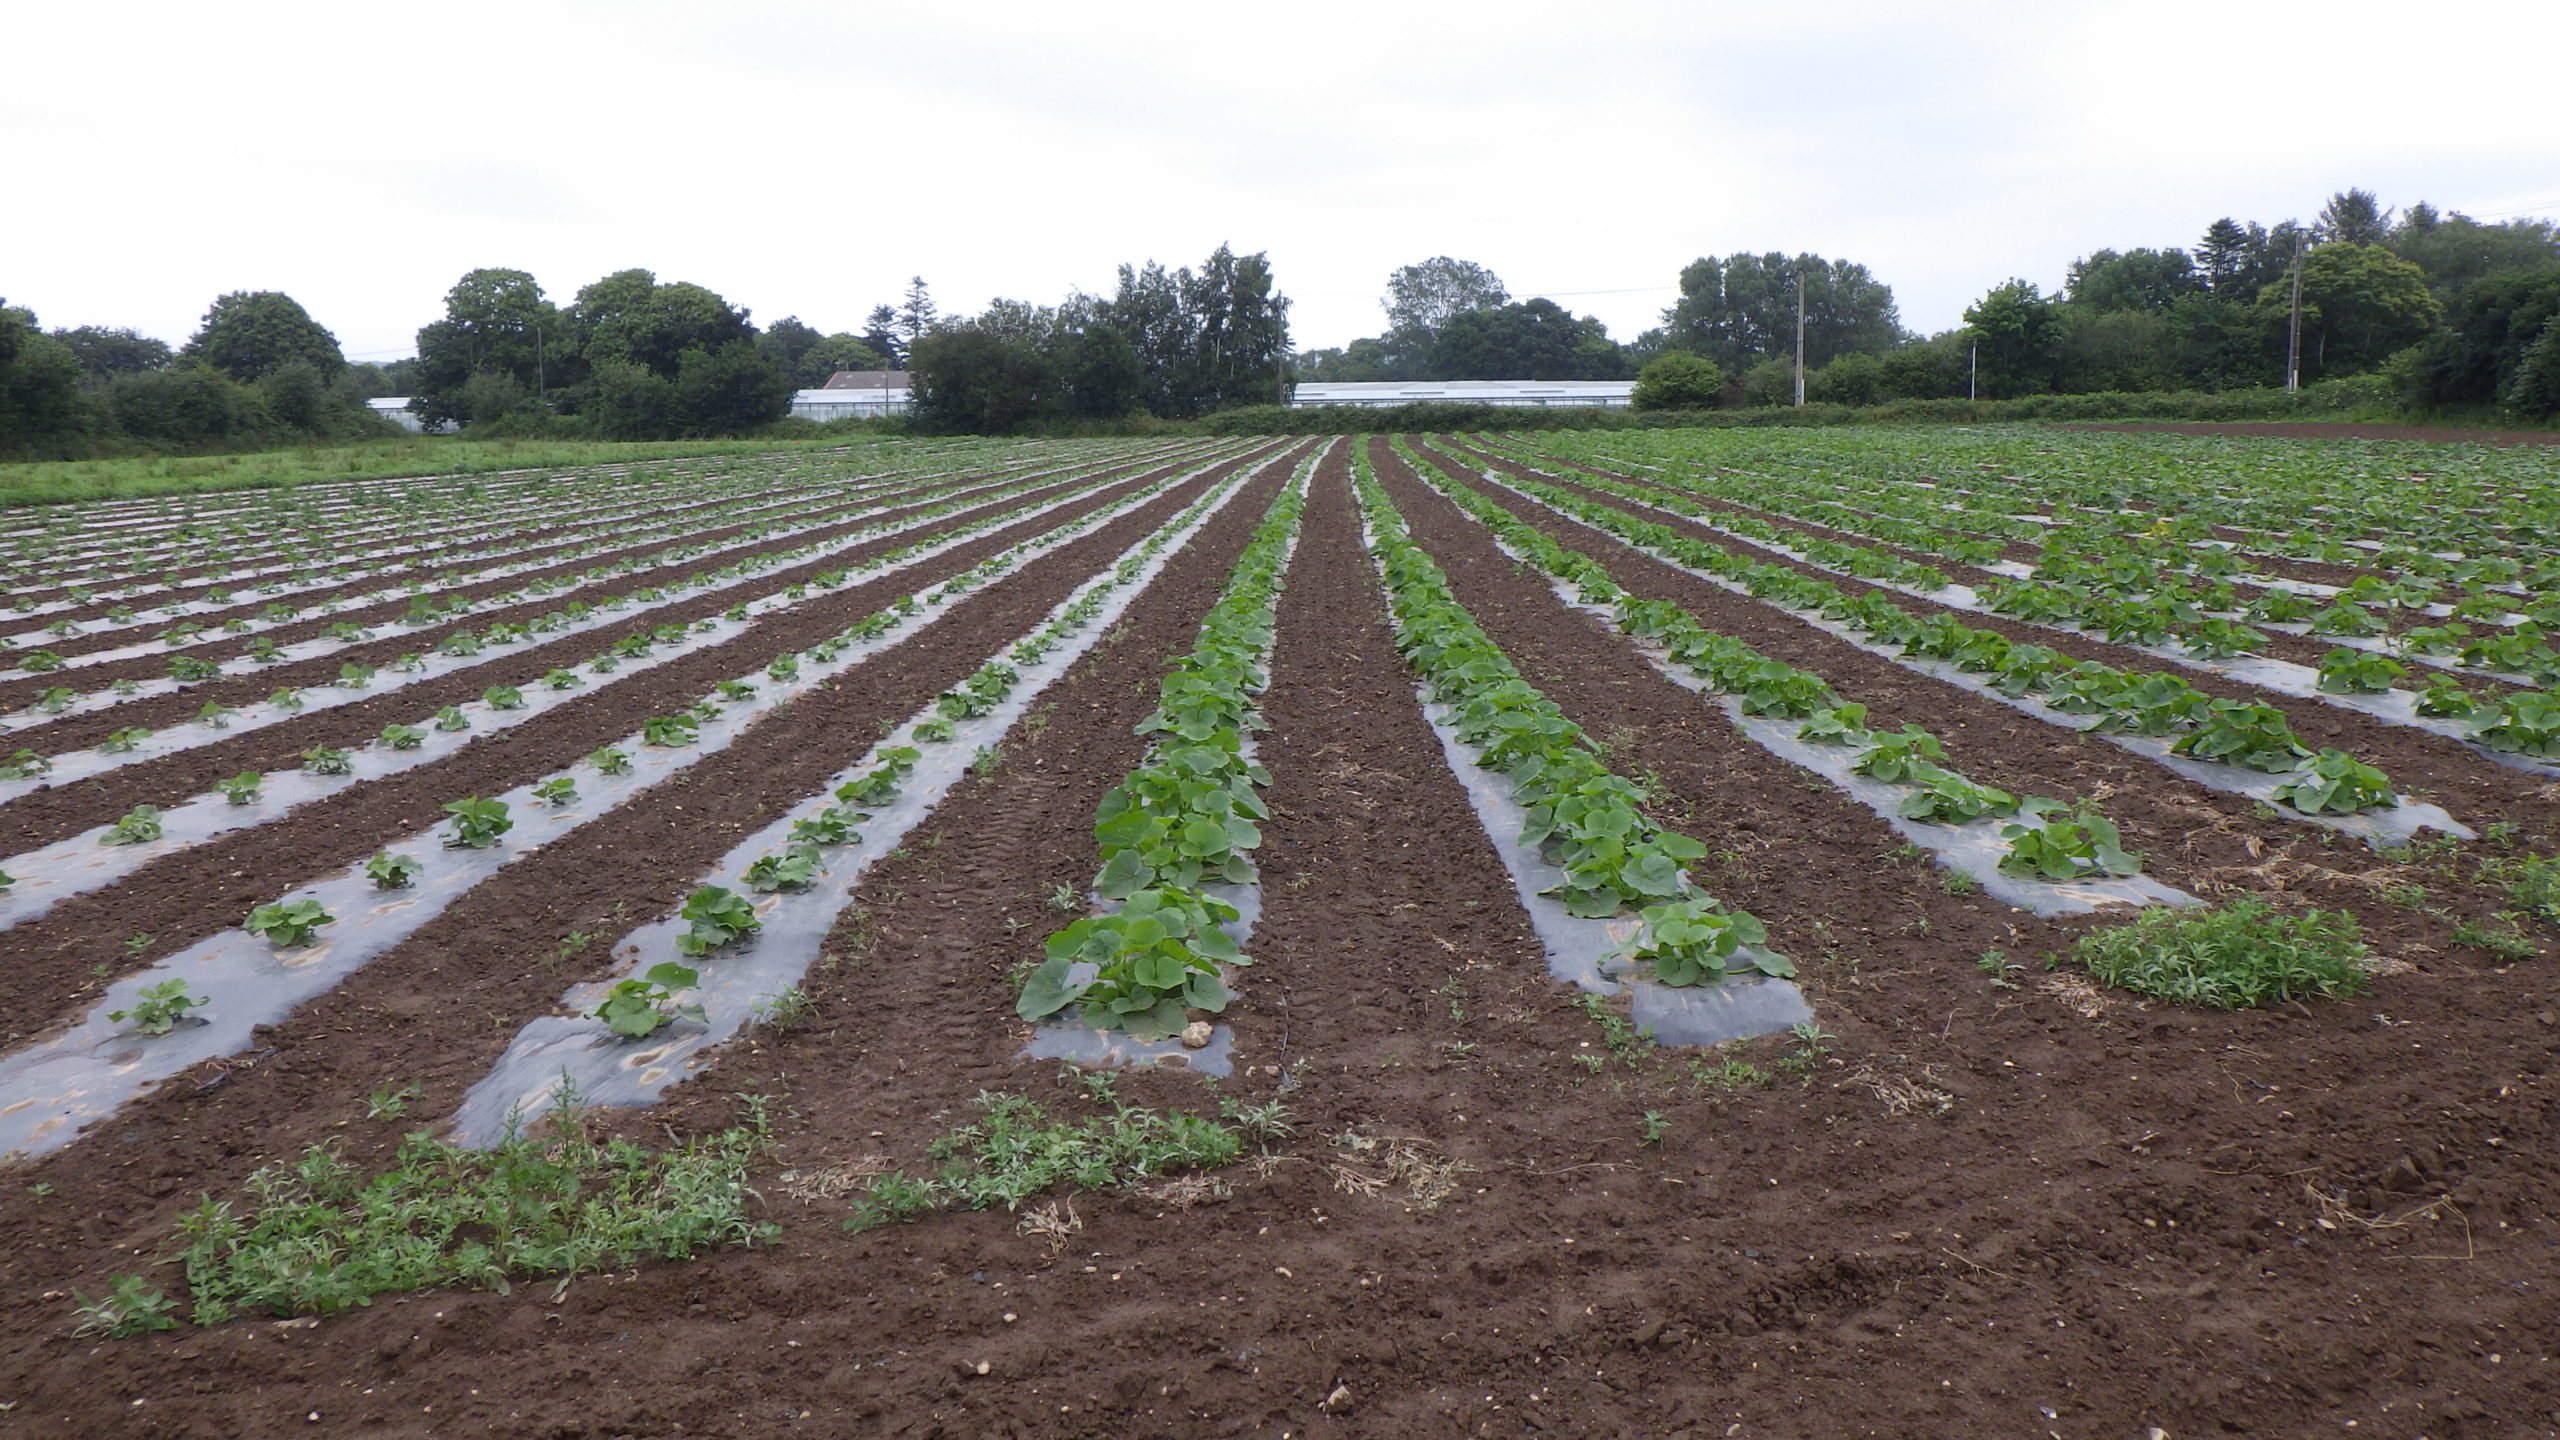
[6,0,2555,362]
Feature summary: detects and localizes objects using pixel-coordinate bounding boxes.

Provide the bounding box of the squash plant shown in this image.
[593,962,705,1039]
[245,899,334,948]
[674,884,759,956]
[1998,799,2143,880]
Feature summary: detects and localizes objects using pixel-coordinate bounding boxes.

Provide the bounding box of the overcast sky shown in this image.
[7,0,2555,365]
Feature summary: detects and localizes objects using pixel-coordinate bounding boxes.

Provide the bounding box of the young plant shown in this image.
[196,699,237,729]
[1897,766,2017,823]
[483,684,526,711]
[244,899,334,948]
[378,723,427,751]
[103,804,165,846]
[790,805,864,847]
[109,978,206,1036]
[674,884,760,955]
[593,961,706,1039]
[69,1276,179,1338]
[1018,886,1244,1041]
[214,771,263,805]
[543,668,583,691]
[1629,897,1791,986]
[913,715,957,743]
[99,726,153,754]
[301,745,354,776]
[587,746,634,775]
[2272,749,2396,815]
[2170,701,2313,773]
[366,851,424,890]
[1850,726,1945,782]
[641,714,698,748]
[1997,799,2143,880]
[440,796,512,848]
[1795,703,1871,746]
[168,653,222,683]
[2316,647,2405,695]
[744,844,824,893]
[532,776,578,806]
[336,661,376,689]
[0,747,49,780]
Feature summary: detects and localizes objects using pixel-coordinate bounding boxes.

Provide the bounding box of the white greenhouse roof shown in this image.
[1291,379,1633,408]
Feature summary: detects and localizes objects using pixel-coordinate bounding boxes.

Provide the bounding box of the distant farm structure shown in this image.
[1290,379,1634,409]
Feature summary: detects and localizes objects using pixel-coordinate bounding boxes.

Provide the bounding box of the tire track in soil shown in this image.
[0,444,1302,1439]
[1458,439,2560,854]
[0,452,1266,1044]
[0,448,1190,737]
[0,453,1214,852]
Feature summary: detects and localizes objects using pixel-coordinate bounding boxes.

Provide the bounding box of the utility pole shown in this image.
[2284,237,2305,394]
[1968,342,1978,403]
[1793,271,1807,407]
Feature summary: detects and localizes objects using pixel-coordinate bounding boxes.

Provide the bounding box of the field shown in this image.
[0,426,2556,1438]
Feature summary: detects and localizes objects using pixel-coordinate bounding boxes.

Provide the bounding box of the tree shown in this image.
[756,315,825,378]
[182,291,344,382]
[1060,323,1143,419]
[2065,248,2203,313]
[861,305,905,368]
[1963,280,2066,396]
[2194,218,2309,299]
[0,301,89,455]
[572,270,753,377]
[1428,299,1623,379]
[1106,245,1291,417]
[2507,321,2560,418]
[1629,353,1724,410]
[2278,243,2441,378]
[1383,257,1509,335]
[2386,208,2560,297]
[895,278,938,357]
[2400,269,2560,407]
[794,333,891,387]
[2057,309,2176,393]
[49,326,171,382]
[2168,293,2281,390]
[1657,253,1902,373]
[1874,334,1970,400]
[1806,350,1887,406]
[105,364,261,446]
[2318,188,2392,247]
[908,324,1056,432]
[414,268,564,427]
[674,341,793,435]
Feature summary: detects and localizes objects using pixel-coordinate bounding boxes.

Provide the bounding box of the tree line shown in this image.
[6,188,2556,459]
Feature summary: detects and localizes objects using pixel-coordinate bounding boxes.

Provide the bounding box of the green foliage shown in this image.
[1896,767,2017,823]
[365,851,423,890]
[1850,726,1944,782]
[379,723,427,751]
[2272,749,2397,814]
[593,961,707,1038]
[835,746,921,805]
[2474,691,2560,757]
[588,746,634,775]
[532,776,577,806]
[1630,898,1788,986]
[1019,887,1242,1041]
[1997,799,2142,879]
[674,884,759,956]
[847,1090,1272,1232]
[99,726,152,753]
[103,804,165,846]
[2169,700,2314,772]
[183,290,345,382]
[2065,897,2369,1009]
[172,1105,773,1323]
[71,1277,180,1338]
[245,899,334,948]
[214,771,263,805]
[641,714,698,747]
[302,745,354,775]
[110,978,205,1036]
[440,796,512,848]
[744,844,823,893]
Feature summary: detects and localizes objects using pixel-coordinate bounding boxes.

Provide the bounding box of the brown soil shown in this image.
[1,441,2557,1439]
[2070,421,2560,447]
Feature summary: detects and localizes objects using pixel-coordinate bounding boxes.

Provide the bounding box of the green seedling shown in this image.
[593,961,705,1038]
[99,726,153,754]
[441,796,512,848]
[379,723,427,751]
[70,1277,179,1338]
[245,899,334,948]
[1998,799,2142,879]
[110,978,206,1035]
[365,851,424,890]
[2272,750,2396,815]
[215,772,263,805]
[744,844,824,893]
[587,746,633,775]
[103,804,165,846]
[641,714,698,748]
[301,746,353,776]
[675,884,760,955]
[483,685,526,711]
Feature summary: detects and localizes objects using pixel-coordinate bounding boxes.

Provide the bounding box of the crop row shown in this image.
[1016,451,1317,1041]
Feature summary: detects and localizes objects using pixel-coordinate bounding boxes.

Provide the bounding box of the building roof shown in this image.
[1293,379,1633,399]
[820,370,909,389]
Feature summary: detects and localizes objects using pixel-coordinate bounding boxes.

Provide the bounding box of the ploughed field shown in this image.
[1,427,2556,1438]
